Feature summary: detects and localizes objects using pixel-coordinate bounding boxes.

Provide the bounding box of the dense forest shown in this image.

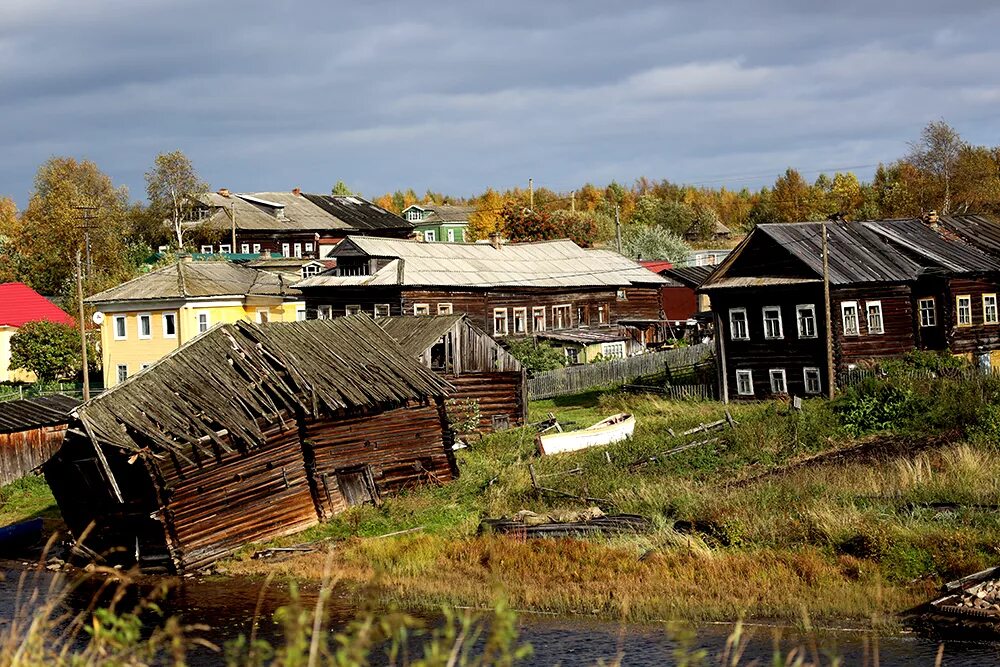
[1,120,998,306]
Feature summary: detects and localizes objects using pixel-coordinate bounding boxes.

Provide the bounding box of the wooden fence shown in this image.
[528,343,713,399]
[0,382,101,403]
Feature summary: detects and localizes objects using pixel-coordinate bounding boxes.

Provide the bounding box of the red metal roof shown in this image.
[0,283,74,328]
[640,260,673,274]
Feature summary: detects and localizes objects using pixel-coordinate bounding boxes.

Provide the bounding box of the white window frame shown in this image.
[918,297,936,327]
[553,304,571,330]
[113,315,127,341]
[762,305,783,340]
[197,311,211,334]
[374,304,390,318]
[424,230,437,242]
[513,307,527,334]
[162,313,177,339]
[493,307,509,335]
[735,369,754,396]
[803,367,822,395]
[841,301,860,336]
[281,243,290,257]
[447,229,455,242]
[317,305,333,320]
[601,341,626,359]
[296,306,307,321]
[597,305,606,324]
[413,303,430,316]
[984,294,999,325]
[769,368,787,394]
[116,364,128,384]
[865,301,884,334]
[345,305,361,316]
[293,243,302,258]
[200,245,214,254]
[252,243,261,253]
[219,244,232,254]
[437,303,453,315]
[796,304,817,339]
[240,243,250,253]
[532,306,546,332]
[137,313,152,340]
[256,308,271,323]
[305,242,314,252]
[729,308,749,341]
[957,295,972,326]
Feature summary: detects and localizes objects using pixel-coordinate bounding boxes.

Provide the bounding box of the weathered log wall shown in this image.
[0,424,67,487]
[445,372,526,431]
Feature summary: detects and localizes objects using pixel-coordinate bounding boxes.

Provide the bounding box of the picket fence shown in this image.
[528,343,713,399]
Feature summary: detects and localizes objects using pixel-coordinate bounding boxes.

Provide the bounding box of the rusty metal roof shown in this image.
[77,317,451,456]
[0,395,79,433]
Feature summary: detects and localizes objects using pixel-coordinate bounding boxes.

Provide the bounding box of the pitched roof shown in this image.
[927,214,1000,258]
[304,194,413,231]
[661,265,713,288]
[76,317,451,456]
[295,238,667,289]
[862,219,1000,273]
[85,260,298,304]
[405,204,475,224]
[187,193,279,232]
[0,394,79,433]
[377,314,466,357]
[0,283,74,328]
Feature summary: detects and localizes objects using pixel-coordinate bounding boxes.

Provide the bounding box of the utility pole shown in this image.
[73,205,97,278]
[231,201,237,251]
[571,191,576,212]
[822,220,834,400]
[76,249,90,402]
[615,204,622,254]
[528,178,534,210]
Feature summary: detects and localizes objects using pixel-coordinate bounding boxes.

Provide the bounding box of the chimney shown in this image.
[292,187,301,197]
[490,233,501,251]
[923,210,940,229]
[217,188,230,197]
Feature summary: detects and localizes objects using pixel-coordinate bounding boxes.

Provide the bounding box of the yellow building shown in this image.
[86,259,303,388]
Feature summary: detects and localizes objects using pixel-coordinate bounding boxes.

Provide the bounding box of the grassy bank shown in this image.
[221,364,1000,625]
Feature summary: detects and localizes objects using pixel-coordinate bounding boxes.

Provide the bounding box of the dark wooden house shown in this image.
[294,238,667,349]
[44,317,455,572]
[378,315,527,432]
[702,216,1000,401]
[0,395,78,487]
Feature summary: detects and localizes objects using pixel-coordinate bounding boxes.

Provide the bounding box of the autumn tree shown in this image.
[467,188,506,241]
[771,168,816,222]
[544,210,614,247]
[331,180,355,196]
[145,150,208,249]
[620,224,690,262]
[830,172,865,218]
[16,157,137,295]
[0,197,21,282]
[905,120,964,214]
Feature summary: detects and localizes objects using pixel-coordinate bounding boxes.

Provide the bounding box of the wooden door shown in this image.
[335,466,379,506]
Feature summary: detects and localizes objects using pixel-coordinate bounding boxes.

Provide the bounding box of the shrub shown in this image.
[9,320,83,381]
[503,339,567,374]
[833,379,920,436]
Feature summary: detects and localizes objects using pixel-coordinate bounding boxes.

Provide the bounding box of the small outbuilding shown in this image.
[377,315,526,432]
[0,395,79,487]
[45,317,455,572]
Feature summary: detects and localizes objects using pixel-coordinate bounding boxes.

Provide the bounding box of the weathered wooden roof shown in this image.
[377,315,465,357]
[296,238,666,289]
[932,214,1000,259]
[85,260,298,304]
[0,395,79,433]
[862,218,1000,273]
[77,317,451,457]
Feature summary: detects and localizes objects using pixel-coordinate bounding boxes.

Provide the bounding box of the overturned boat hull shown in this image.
[536,413,635,455]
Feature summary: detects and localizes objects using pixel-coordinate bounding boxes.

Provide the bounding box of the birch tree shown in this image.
[145,151,208,248]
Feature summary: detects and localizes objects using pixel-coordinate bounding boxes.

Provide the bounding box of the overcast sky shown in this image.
[3,1,1000,206]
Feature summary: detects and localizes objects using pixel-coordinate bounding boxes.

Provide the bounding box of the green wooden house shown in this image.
[402,204,474,243]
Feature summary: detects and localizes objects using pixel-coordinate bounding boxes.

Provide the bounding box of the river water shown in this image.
[3,566,999,665]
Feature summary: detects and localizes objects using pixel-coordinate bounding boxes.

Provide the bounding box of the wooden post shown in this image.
[231,201,237,251]
[822,221,835,400]
[615,204,622,254]
[76,250,90,402]
[528,178,534,210]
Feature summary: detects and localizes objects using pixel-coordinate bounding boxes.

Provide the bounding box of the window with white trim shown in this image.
[437,303,453,315]
[281,243,290,257]
[804,367,822,394]
[113,315,127,340]
[601,342,626,359]
[532,307,546,332]
[197,311,210,333]
[252,243,261,253]
[296,306,307,321]
[305,243,314,252]
[345,305,361,316]
[957,295,972,326]
[374,304,390,318]
[513,307,527,334]
[317,305,333,320]
[597,305,606,324]
[116,364,128,384]
[796,304,817,338]
[918,297,936,327]
[769,368,787,394]
[138,313,152,339]
[293,243,302,258]
[762,306,783,339]
[240,243,250,253]
[219,244,232,253]
[735,370,753,396]
[841,301,860,336]
[162,313,177,338]
[866,301,884,334]
[256,308,270,323]
[200,245,213,253]
[447,229,455,242]
[729,308,749,340]
[553,304,571,329]
[985,294,999,324]
[424,230,436,242]
[413,304,430,316]
[493,308,509,335]
[301,264,322,279]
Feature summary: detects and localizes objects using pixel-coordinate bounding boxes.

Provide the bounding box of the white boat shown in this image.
[536,413,635,456]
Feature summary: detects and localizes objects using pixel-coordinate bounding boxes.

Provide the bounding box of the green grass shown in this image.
[0,475,59,526]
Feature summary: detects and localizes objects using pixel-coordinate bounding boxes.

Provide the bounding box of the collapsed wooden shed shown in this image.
[0,395,78,487]
[377,315,527,432]
[44,317,456,572]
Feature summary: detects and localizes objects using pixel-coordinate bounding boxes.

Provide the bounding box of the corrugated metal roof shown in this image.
[935,214,1000,258]
[377,315,465,356]
[295,238,666,289]
[0,394,78,433]
[862,219,1000,273]
[0,283,75,328]
[78,317,451,454]
[661,266,713,288]
[303,194,413,232]
[86,261,299,304]
[405,204,474,223]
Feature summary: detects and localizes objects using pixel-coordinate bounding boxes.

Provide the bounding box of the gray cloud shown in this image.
[2,1,1000,206]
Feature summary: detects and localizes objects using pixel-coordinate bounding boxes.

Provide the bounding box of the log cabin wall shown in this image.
[831,285,915,367]
[912,277,948,351]
[945,276,1000,354]
[710,284,829,400]
[445,371,527,430]
[0,423,68,488]
[302,402,455,518]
